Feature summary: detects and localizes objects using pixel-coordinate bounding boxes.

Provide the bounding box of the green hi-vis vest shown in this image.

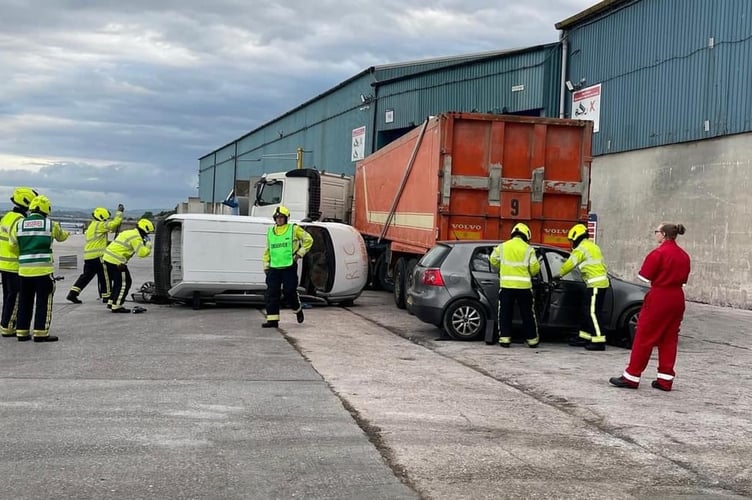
[16,214,55,276]
[0,210,24,272]
[268,224,295,268]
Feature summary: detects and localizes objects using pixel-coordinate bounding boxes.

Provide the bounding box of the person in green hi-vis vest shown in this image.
[10,195,69,342]
[261,206,313,328]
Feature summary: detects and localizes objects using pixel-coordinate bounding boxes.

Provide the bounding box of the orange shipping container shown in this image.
[353,112,593,254]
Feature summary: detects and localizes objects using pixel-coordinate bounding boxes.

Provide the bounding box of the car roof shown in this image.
[435,240,567,252]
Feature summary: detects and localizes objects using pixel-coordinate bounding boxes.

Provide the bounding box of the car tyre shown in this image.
[393,257,407,309]
[617,306,641,348]
[443,299,486,341]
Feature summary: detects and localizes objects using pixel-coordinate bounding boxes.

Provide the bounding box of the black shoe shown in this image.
[261,321,279,328]
[569,338,588,347]
[651,380,671,392]
[66,293,82,304]
[296,310,304,324]
[528,342,539,348]
[1,332,15,338]
[107,304,112,309]
[499,342,510,348]
[609,376,638,389]
[33,335,58,342]
[102,297,109,304]
[17,335,31,342]
[585,343,606,351]
[111,307,131,313]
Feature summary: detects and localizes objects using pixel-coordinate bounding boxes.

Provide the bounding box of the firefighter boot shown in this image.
[296,309,304,324]
[261,320,279,328]
[66,291,83,304]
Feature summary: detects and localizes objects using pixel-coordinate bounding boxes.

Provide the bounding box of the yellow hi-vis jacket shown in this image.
[10,214,70,277]
[262,223,313,271]
[102,228,151,266]
[0,209,26,273]
[83,210,123,260]
[559,238,610,288]
[489,236,540,289]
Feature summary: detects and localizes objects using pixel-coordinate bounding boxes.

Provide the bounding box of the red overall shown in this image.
[622,239,690,390]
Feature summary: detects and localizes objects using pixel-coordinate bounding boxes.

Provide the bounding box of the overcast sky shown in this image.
[0,0,595,211]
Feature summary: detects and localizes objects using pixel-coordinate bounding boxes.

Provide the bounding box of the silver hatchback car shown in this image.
[406,241,647,346]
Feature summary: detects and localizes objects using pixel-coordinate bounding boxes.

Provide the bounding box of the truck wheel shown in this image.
[376,254,394,293]
[393,257,407,309]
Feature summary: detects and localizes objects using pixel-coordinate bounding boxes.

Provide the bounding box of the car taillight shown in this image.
[422,268,445,286]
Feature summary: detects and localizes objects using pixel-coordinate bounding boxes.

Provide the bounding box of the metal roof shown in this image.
[555,0,635,30]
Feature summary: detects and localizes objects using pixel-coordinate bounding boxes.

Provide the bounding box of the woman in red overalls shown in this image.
[610,223,691,391]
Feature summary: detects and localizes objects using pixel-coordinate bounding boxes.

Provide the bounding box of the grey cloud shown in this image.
[1,0,595,208]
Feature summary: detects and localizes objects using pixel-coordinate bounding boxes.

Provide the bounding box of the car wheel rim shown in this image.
[451,306,481,336]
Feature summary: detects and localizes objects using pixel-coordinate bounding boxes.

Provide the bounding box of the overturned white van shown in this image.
[152,214,368,308]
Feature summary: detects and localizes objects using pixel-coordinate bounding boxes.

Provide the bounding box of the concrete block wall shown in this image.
[590,132,752,309]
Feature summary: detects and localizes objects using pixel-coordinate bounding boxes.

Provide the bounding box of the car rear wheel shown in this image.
[617,306,641,348]
[443,299,486,341]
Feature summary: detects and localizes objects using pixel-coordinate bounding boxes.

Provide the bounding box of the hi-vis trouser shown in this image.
[265,265,302,322]
[498,288,539,346]
[70,257,111,300]
[577,287,608,344]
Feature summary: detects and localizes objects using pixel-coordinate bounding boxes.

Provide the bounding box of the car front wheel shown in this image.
[443,299,486,341]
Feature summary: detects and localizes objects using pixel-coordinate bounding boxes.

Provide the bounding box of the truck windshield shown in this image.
[256,180,283,206]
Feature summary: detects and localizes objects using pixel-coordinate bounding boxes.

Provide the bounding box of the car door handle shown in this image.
[479,280,497,286]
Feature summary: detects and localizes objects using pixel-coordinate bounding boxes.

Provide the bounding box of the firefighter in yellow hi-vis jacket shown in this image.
[10,195,69,342]
[102,219,154,313]
[489,223,541,348]
[67,204,124,304]
[261,206,313,328]
[0,186,37,338]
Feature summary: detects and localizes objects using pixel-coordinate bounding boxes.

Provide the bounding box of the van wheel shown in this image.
[443,299,486,341]
[393,257,407,309]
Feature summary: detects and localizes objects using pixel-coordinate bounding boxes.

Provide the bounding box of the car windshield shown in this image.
[420,244,451,267]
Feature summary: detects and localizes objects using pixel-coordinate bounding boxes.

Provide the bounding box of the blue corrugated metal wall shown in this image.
[564,0,752,156]
[198,46,561,203]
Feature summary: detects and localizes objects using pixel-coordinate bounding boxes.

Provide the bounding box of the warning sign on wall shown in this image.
[572,83,601,133]
[351,126,366,161]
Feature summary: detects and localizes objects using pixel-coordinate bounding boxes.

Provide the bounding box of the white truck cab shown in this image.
[252,168,353,223]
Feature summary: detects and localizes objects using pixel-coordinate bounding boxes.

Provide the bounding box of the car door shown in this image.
[538,248,586,330]
[469,245,499,320]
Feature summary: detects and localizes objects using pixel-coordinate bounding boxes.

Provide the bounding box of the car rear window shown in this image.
[420,244,451,267]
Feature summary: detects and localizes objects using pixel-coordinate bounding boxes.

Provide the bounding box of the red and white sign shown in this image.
[351,126,366,161]
[572,83,601,133]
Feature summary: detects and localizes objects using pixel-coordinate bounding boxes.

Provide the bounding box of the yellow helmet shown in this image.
[29,195,51,216]
[273,206,291,219]
[511,222,531,241]
[567,223,588,241]
[137,219,155,234]
[10,187,38,209]
[92,207,111,221]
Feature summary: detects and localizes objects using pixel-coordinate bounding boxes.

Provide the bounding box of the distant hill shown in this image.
[0,203,172,219]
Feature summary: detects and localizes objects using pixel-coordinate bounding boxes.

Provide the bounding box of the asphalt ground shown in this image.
[1,234,751,499]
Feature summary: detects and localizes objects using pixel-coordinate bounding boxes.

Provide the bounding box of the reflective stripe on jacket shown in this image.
[83,210,123,259]
[102,228,151,265]
[560,239,610,288]
[12,214,70,277]
[0,210,25,272]
[489,237,540,289]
